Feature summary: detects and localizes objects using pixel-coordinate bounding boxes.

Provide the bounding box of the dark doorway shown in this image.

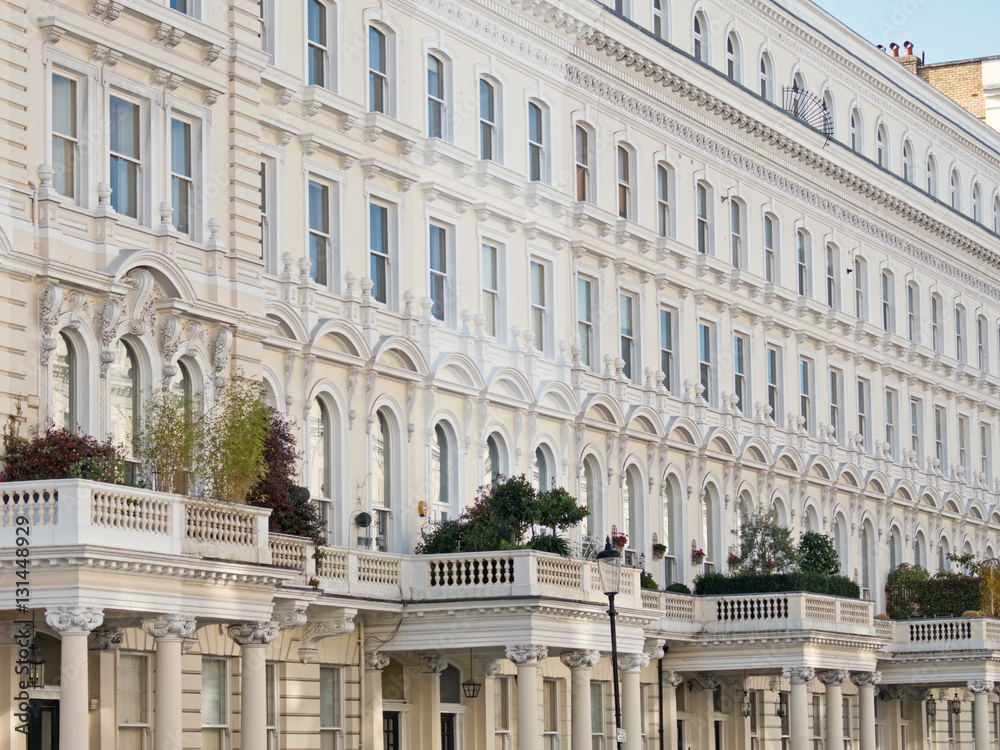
[27,699,58,750]
[384,710,400,750]
[441,713,457,750]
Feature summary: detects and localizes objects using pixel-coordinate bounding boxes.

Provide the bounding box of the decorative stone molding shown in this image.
[505,644,547,666]
[817,670,851,686]
[688,674,720,693]
[227,621,279,646]
[142,614,197,641]
[45,606,104,634]
[968,679,995,694]
[663,671,684,689]
[851,672,882,688]
[782,667,816,684]
[560,649,601,671]
[298,614,356,663]
[882,685,906,701]
[475,658,504,678]
[365,650,390,672]
[617,652,651,673]
[88,626,124,651]
[420,652,447,674]
[911,687,934,702]
[273,603,308,631]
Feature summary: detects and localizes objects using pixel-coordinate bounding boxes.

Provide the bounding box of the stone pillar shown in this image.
[690,674,720,750]
[969,680,994,750]
[661,671,683,750]
[228,621,279,750]
[783,667,815,750]
[561,650,601,750]
[818,670,850,750]
[89,625,125,750]
[851,672,881,750]
[142,615,196,750]
[364,651,390,750]
[618,653,650,749]
[476,659,503,750]
[882,685,905,749]
[420,652,447,750]
[45,606,104,750]
[911,687,933,747]
[507,645,547,750]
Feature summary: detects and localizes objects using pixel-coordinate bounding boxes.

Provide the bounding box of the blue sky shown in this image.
[812,0,1000,64]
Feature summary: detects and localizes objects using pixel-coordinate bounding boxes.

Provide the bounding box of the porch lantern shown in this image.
[740,692,752,718]
[26,639,45,689]
[926,699,937,717]
[596,537,625,749]
[462,650,481,699]
[775,699,788,719]
[950,693,961,715]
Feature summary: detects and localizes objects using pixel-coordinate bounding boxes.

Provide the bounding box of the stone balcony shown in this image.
[878,616,1000,683]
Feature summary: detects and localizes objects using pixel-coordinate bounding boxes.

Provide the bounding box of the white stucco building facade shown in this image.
[4,0,1000,748]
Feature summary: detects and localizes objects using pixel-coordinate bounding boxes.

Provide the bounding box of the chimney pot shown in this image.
[890,42,900,57]
[904,41,914,56]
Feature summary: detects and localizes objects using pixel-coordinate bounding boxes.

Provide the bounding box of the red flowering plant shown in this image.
[611,532,628,548]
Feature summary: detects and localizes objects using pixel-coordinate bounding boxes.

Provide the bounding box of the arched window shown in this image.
[938,538,951,573]
[426,53,448,140]
[926,155,938,197]
[973,182,983,222]
[735,490,752,543]
[804,505,819,533]
[479,77,499,162]
[950,169,961,209]
[907,282,920,343]
[662,474,680,582]
[994,196,1000,233]
[726,33,741,82]
[616,143,634,220]
[527,100,548,183]
[574,124,592,202]
[431,423,454,519]
[759,52,773,101]
[693,12,708,63]
[656,163,672,238]
[915,531,927,568]
[624,466,641,558]
[832,514,847,574]
[876,124,888,167]
[763,213,778,283]
[702,486,719,571]
[484,433,505,485]
[534,445,551,490]
[582,455,601,539]
[822,90,835,138]
[860,521,875,597]
[853,256,867,321]
[902,140,914,183]
[696,181,710,254]
[880,269,894,333]
[889,526,902,572]
[372,409,393,550]
[652,0,668,40]
[440,664,462,705]
[52,332,77,431]
[108,339,139,459]
[310,399,332,539]
[850,109,862,152]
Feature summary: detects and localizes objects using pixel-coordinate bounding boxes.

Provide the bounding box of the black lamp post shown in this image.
[596,537,624,750]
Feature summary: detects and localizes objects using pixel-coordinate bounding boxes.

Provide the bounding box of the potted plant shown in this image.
[727,552,741,569]
[652,542,667,560]
[355,511,372,528]
[612,532,628,549]
[692,547,706,564]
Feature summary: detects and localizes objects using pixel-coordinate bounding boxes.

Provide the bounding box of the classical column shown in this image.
[420,652,447,750]
[969,680,994,750]
[882,686,906,749]
[783,667,815,750]
[661,671,683,750]
[851,672,881,750]
[818,670,850,750]
[561,650,601,750]
[45,606,104,750]
[228,621,279,750]
[142,615,196,750]
[507,645,547,750]
[476,659,503,750]
[618,653,650,749]
[89,625,125,750]
[364,651,390,750]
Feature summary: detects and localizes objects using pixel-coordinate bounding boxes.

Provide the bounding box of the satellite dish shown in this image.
[782,87,833,143]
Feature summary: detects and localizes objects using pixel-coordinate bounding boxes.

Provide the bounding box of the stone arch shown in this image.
[373,336,428,375]
[312,318,371,360]
[434,352,486,391]
[582,393,626,427]
[488,367,534,403]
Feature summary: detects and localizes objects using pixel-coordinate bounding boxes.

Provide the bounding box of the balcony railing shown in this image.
[881,617,1000,654]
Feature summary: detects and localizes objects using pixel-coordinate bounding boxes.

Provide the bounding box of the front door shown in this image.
[441,713,456,750]
[27,699,58,750]
[384,710,401,750]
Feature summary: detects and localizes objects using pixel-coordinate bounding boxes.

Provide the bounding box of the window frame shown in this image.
[906,281,919,343]
[481,240,504,340]
[307,177,334,288]
[118,652,151,749]
[201,657,230,748]
[729,198,745,268]
[766,344,781,422]
[759,52,774,101]
[619,290,638,382]
[825,243,838,309]
[696,181,711,254]
[368,196,397,307]
[725,32,741,83]
[880,269,894,333]
[574,124,593,202]
[857,378,871,450]
[426,52,447,140]
[320,665,345,750]
[577,274,598,370]
[367,24,391,115]
[910,397,922,467]
[795,229,810,297]
[428,220,453,324]
[168,113,199,237]
[50,69,84,202]
[307,0,335,89]
[479,77,500,162]
[885,388,898,459]
[107,89,148,223]
[692,11,709,63]
[616,143,635,220]
[527,99,549,183]
[799,356,813,433]
[763,213,778,283]
[656,162,673,238]
[659,306,677,393]
[698,321,715,405]
[829,367,843,443]
[529,257,551,354]
[733,332,748,414]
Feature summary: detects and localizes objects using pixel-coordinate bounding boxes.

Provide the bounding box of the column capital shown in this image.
[142,614,197,641]
[227,620,279,646]
[45,606,103,634]
[560,649,601,671]
[689,673,720,692]
[968,679,995,694]
[475,658,504,678]
[911,687,934,702]
[617,652,651,673]
[88,625,124,651]
[783,667,816,684]
[420,652,447,674]
[506,644,547,666]
[883,685,906,701]
[365,650,390,672]
[851,671,882,688]
[663,670,684,689]
[817,669,851,686]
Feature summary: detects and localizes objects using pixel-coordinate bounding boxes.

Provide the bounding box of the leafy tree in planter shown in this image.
[535,487,589,536]
[736,509,798,574]
[798,531,840,576]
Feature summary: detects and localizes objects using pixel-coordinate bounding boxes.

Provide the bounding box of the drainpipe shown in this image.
[658,655,665,750]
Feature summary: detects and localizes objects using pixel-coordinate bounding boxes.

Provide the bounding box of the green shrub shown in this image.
[889,608,911,620]
[2,410,125,484]
[640,571,658,590]
[736,509,798,573]
[885,563,930,617]
[527,533,570,557]
[693,571,860,598]
[798,531,840,575]
[666,582,692,595]
[414,518,468,554]
[918,575,982,617]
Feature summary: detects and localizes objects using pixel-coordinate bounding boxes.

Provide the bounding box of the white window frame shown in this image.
[799,357,813,432]
[320,665,344,750]
[49,67,85,202]
[479,77,500,162]
[881,269,894,333]
[542,678,560,750]
[829,367,843,442]
[693,12,709,63]
[660,306,676,393]
[496,676,514,750]
[107,87,149,224]
[907,282,919,343]
[619,290,638,382]
[853,256,866,321]
[652,0,667,40]
[367,23,393,115]
[696,181,711,254]
[759,52,774,101]
[927,154,938,197]
[729,198,745,268]
[796,229,810,297]
[733,332,748,414]
[978,314,989,371]
[726,32,741,83]
[956,304,967,362]
[577,274,598,370]
[118,652,151,749]
[876,124,888,167]
[481,240,504,340]
[575,124,593,202]
[428,219,454,325]
[201,657,230,750]
[307,176,334,288]
[902,140,914,183]
[527,99,549,183]
[910,398,922,467]
[857,378,871,449]
[168,112,200,237]
[825,243,838,308]
[763,213,777,283]
[699,321,715,405]
[616,143,635,220]
[306,0,335,89]
[656,162,672,238]
[885,388,898,459]
[766,344,781,421]
[959,414,970,477]
[530,258,552,354]
[368,194,398,308]
[981,422,992,483]
[591,681,607,750]
[266,662,279,750]
[935,405,946,465]
[931,294,943,351]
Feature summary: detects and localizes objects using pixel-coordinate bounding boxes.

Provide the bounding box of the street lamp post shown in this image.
[596,537,625,750]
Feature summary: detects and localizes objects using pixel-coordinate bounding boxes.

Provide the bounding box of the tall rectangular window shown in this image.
[429,224,447,321]
[620,293,636,380]
[575,125,590,202]
[170,118,194,234]
[764,215,776,283]
[528,102,544,182]
[201,658,228,750]
[266,663,278,747]
[811,695,823,750]
[854,257,865,320]
[842,696,853,748]
[799,357,812,431]
[369,202,389,304]
[480,79,497,161]
[51,74,78,199]
[935,406,946,464]
[426,54,445,138]
[482,243,500,337]
[796,230,809,296]
[978,315,988,371]
[656,164,670,237]
[320,666,343,750]
[829,368,843,441]
[885,388,897,458]
[733,334,747,414]
[591,683,606,750]
[699,323,713,403]
[496,677,513,750]
[907,283,918,342]
[956,306,966,362]
[881,271,893,332]
[577,276,596,368]
[308,180,330,286]
[766,345,780,420]
[660,307,675,392]
[259,161,271,265]
[542,680,559,750]
[368,27,388,113]
[825,244,838,308]
[696,183,709,254]
[530,260,547,352]
[652,0,664,38]
[109,95,141,219]
[730,201,743,268]
[931,295,943,351]
[911,398,922,467]
[617,145,632,219]
[857,379,871,449]
[118,654,149,748]
[982,423,992,483]
[308,0,329,87]
[959,415,970,477]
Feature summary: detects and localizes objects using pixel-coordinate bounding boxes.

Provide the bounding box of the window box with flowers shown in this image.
[652,543,667,560]
[612,532,628,549]
[692,547,706,564]
[727,552,741,569]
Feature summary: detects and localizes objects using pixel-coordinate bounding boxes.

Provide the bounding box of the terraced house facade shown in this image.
[4,0,1000,748]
